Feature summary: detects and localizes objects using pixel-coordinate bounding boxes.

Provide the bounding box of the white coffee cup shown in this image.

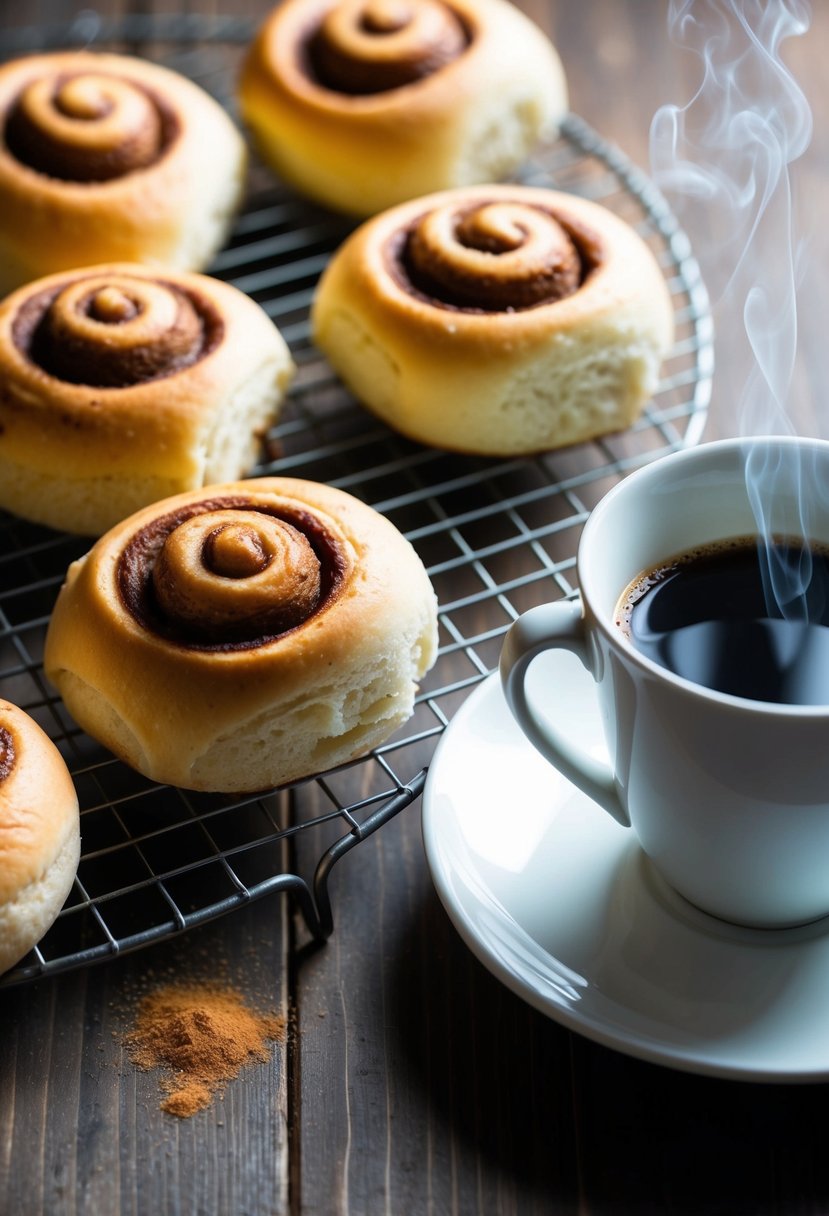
[500,436,829,928]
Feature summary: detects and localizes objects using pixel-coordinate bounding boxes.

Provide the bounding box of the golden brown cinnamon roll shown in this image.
[0,264,295,536]
[0,51,247,293]
[0,699,80,976]
[237,0,567,216]
[312,185,676,454]
[44,478,439,793]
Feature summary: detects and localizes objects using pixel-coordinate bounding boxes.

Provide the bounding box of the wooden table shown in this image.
[2,3,829,1213]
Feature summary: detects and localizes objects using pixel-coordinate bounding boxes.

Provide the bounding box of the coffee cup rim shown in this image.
[579,435,829,718]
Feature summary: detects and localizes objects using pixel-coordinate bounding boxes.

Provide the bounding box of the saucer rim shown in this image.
[422,670,829,1084]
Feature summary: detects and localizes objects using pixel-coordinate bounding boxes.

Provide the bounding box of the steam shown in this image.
[650,0,815,620]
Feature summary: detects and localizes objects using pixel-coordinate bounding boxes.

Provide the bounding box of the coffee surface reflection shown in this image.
[616,537,829,705]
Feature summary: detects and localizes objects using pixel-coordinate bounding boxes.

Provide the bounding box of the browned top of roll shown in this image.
[242,0,498,114]
[311,184,680,369]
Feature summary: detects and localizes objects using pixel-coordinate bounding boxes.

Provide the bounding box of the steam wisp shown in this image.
[650,0,815,621]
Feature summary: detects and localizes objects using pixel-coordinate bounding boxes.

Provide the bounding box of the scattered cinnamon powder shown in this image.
[125,982,285,1118]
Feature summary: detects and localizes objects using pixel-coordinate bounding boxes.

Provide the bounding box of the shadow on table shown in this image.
[384,887,829,1216]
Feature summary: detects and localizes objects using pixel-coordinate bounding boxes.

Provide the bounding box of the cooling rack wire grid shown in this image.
[0,13,714,987]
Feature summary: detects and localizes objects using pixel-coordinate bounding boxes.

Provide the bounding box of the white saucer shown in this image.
[422,653,829,1081]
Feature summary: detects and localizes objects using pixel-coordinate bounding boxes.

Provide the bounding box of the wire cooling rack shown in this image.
[0,13,713,988]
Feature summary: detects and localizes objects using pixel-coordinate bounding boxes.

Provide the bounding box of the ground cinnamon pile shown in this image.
[125,982,285,1118]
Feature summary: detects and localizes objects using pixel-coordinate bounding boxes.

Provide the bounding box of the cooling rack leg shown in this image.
[307,771,428,941]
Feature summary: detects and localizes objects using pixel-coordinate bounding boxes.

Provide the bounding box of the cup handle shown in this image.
[499,602,630,827]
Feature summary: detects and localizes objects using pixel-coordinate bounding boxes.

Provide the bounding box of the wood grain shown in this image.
[0,905,290,1215]
[2,3,829,1215]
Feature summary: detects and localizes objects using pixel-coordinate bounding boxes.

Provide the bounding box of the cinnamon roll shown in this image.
[237,0,567,216]
[0,51,247,294]
[44,478,439,793]
[312,185,676,454]
[0,264,295,536]
[0,699,80,976]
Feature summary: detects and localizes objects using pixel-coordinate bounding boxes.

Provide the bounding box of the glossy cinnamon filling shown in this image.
[0,726,15,784]
[3,70,179,182]
[117,497,349,650]
[389,200,602,313]
[11,274,223,388]
[305,0,470,94]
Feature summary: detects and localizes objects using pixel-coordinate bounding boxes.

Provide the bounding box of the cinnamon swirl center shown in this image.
[118,496,350,650]
[397,199,591,311]
[4,69,176,182]
[12,272,223,388]
[307,0,469,94]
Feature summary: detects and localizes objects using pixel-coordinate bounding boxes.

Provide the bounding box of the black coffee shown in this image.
[616,536,829,705]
